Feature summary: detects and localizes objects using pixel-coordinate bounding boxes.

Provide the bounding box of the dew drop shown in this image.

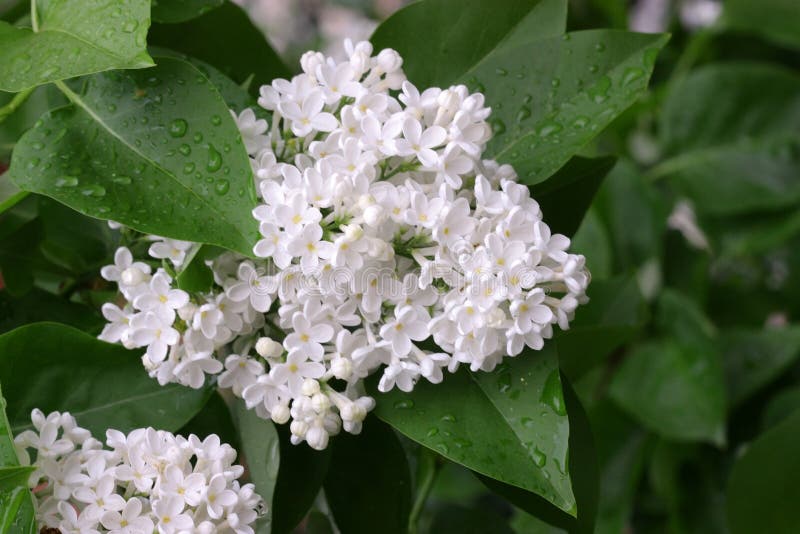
[621,67,645,87]
[193,132,204,144]
[214,179,230,196]
[178,144,192,156]
[594,42,606,52]
[531,447,547,468]
[495,67,508,76]
[122,20,138,33]
[516,106,532,122]
[489,118,506,136]
[440,414,456,423]
[426,427,439,438]
[81,184,106,198]
[206,145,223,172]
[55,176,79,187]
[169,119,188,138]
[393,400,414,410]
[540,370,567,416]
[537,120,563,138]
[211,114,222,126]
[112,175,132,185]
[572,116,589,129]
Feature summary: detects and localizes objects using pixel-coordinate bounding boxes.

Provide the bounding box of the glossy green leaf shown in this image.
[610,339,725,445]
[152,0,223,23]
[478,377,597,532]
[0,322,212,437]
[557,276,647,380]
[371,344,576,515]
[656,63,800,215]
[231,399,280,534]
[0,0,153,92]
[723,327,800,408]
[727,410,800,534]
[371,0,567,88]
[323,417,412,534]
[530,155,616,238]
[470,30,667,184]
[149,1,291,92]
[724,0,800,50]
[271,424,331,534]
[0,288,103,335]
[0,466,36,534]
[177,245,222,293]
[429,504,515,534]
[0,384,36,534]
[9,57,260,256]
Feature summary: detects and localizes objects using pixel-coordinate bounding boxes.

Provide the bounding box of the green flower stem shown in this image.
[408,447,442,534]
[0,87,34,125]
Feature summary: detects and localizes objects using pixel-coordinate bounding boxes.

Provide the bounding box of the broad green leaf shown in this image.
[727,410,800,534]
[656,63,800,215]
[0,288,103,335]
[478,378,597,532]
[0,384,36,534]
[557,276,647,380]
[0,322,212,437]
[530,155,616,237]
[763,387,800,430]
[722,327,800,408]
[231,399,279,534]
[0,0,153,92]
[589,401,647,534]
[0,466,36,534]
[371,345,576,515]
[0,84,67,163]
[570,209,612,279]
[323,417,412,534]
[9,57,260,256]
[610,339,725,445]
[724,0,800,51]
[371,0,567,88]
[271,424,331,534]
[152,0,223,23]
[149,1,291,93]
[0,176,24,216]
[474,30,667,184]
[593,159,667,270]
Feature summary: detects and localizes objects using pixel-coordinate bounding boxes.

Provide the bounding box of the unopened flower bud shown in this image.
[301,378,320,396]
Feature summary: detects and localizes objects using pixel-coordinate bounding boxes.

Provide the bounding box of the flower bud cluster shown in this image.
[99,40,590,449]
[14,409,264,533]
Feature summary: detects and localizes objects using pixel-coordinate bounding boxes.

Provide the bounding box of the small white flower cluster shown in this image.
[14,409,264,534]
[98,40,590,449]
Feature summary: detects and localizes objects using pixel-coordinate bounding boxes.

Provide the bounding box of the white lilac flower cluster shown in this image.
[14,409,264,534]
[98,40,590,450]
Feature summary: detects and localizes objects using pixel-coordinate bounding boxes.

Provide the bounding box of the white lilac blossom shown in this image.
[14,409,264,533]
[98,40,591,450]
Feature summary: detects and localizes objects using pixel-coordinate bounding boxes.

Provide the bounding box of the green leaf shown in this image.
[149,1,291,92]
[593,159,667,270]
[272,424,331,534]
[0,288,103,335]
[557,276,648,380]
[472,30,667,184]
[478,377,597,533]
[610,339,725,445]
[724,0,800,51]
[9,57,259,256]
[0,322,212,437]
[530,155,616,238]
[0,0,153,92]
[570,208,612,279]
[177,245,222,293]
[722,327,800,408]
[230,399,280,534]
[656,63,800,215]
[0,176,25,218]
[0,466,36,534]
[727,410,800,534]
[371,344,576,515]
[323,417,411,534]
[0,384,36,534]
[370,0,568,88]
[152,0,223,23]
[763,387,800,430]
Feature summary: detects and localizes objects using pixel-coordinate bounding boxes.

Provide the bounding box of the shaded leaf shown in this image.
[323,417,412,534]
[0,322,212,437]
[371,344,576,515]
[724,0,800,51]
[152,0,223,23]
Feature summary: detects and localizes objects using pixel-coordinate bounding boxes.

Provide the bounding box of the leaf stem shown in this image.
[0,88,34,125]
[408,447,441,534]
